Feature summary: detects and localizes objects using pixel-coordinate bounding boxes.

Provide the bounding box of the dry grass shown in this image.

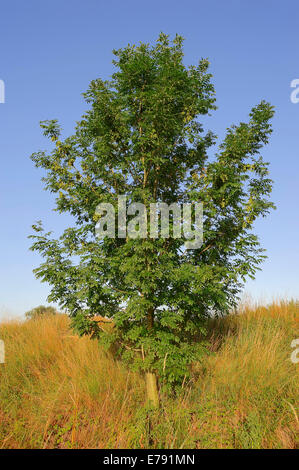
[0,315,144,448]
[0,300,298,449]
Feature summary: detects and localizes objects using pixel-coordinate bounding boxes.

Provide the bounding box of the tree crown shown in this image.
[30,33,275,387]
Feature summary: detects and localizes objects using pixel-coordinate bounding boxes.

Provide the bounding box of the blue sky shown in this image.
[0,0,298,318]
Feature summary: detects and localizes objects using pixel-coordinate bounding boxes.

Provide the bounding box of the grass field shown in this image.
[0,300,298,449]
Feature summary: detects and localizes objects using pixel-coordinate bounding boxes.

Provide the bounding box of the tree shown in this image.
[25,305,57,320]
[30,33,275,404]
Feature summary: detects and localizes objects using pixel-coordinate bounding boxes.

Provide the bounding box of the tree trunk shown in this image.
[145,308,159,407]
[145,372,159,408]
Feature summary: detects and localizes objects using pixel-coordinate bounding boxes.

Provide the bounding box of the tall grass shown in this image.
[0,300,298,448]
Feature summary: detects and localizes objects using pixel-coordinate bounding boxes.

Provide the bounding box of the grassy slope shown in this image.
[0,300,298,449]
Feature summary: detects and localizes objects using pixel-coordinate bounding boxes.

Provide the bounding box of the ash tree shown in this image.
[30,33,275,403]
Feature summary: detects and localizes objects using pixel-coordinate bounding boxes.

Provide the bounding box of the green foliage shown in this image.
[25,305,57,320]
[29,33,275,387]
[70,312,99,338]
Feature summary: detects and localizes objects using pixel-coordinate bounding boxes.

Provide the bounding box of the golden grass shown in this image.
[0,315,144,448]
[0,300,298,449]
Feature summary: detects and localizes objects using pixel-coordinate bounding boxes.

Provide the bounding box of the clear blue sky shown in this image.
[0,0,298,318]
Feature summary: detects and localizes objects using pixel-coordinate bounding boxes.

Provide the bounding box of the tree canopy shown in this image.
[25,305,57,320]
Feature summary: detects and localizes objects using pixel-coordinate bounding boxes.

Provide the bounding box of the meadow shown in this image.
[0,300,298,449]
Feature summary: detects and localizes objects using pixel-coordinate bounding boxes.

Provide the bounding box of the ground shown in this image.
[0,300,298,449]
